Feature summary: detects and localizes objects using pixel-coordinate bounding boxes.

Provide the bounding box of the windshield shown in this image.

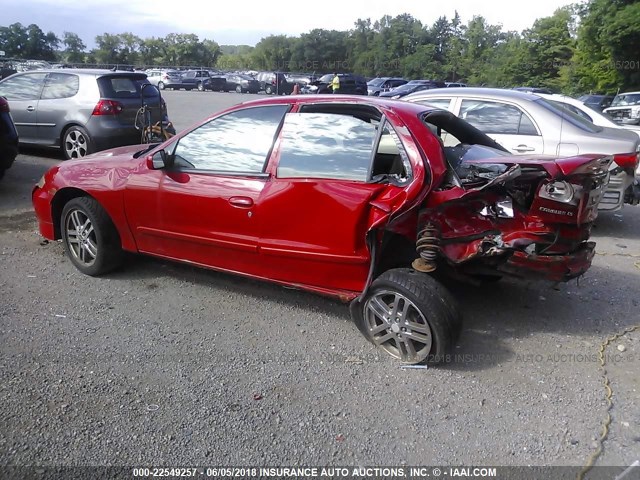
[368,78,385,87]
[611,93,640,106]
[534,98,601,133]
[320,74,333,83]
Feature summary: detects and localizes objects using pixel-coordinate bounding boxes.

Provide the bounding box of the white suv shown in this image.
[604,91,640,126]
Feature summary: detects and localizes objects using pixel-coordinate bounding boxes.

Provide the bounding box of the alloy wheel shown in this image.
[65,208,98,266]
[364,290,433,363]
[64,130,89,158]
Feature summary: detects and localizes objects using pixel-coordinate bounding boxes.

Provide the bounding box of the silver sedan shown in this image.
[403,87,640,212]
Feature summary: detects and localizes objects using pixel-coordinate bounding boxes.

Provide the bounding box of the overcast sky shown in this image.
[4,0,577,47]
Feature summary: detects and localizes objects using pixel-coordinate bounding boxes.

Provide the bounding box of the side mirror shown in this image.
[147,150,169,170]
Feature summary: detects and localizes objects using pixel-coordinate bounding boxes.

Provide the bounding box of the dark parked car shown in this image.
[578,94,615,112]
[379,80,446,98]
[224,74,260,93]
[367,77,408,96]
[179,70,212,91]
[0,96,19,179]
[307,74,367,95]
[33,95,610,364]
[0,69,165,159]
[255,71,293,95]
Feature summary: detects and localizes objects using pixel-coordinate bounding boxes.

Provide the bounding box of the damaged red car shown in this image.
[32,96,612,364]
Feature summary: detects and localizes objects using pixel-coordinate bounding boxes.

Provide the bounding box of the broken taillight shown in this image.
[613,152,640,175]
[91,99,123,116]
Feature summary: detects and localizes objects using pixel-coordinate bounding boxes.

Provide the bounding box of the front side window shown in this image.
[460,100,538,135]
[41,73,79,100]
[276,112,378,181]
[171,105,289,173]
[0,73,47,100]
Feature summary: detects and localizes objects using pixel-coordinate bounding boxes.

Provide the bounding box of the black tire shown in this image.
[265,85,273,95]
[62,125,93,160]
[158,81,165,90]
[353,268,462,364]
[60,197,124,276]
[235,85,243,93]
[197,82,204,92]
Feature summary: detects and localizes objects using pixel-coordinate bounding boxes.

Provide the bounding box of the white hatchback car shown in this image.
[404,88,640,211]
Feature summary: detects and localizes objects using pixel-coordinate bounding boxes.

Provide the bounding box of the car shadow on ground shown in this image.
[94,250,639,373]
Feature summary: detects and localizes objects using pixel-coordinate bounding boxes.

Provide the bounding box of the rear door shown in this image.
[255,105,417,294]
[0,72,47,143]
[459,99,544,154]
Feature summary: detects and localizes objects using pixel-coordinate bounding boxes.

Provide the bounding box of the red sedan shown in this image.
[33,95,612,364]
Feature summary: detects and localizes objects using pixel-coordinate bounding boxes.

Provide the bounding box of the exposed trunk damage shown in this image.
[412,154,611,282]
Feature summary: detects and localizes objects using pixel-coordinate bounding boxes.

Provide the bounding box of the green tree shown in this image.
[93,33,123,64]
[252,35,294,71]
[62,32,86,63]
[0,23,29,57]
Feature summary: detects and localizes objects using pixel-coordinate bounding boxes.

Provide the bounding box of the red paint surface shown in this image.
[32,96,610,299]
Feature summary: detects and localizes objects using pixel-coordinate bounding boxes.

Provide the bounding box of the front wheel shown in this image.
[354,268,462,364]
[197,82,204,91]
[63,126,93,160]
[158,81,165,90]
[265,85,273,95]
[235,85,243,93]
[61,197,124,276]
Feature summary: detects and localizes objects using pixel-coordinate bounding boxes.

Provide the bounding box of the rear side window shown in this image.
[277,112,377,181]
[418,98,452,110]
[460,100,538,135]
[0,73,47,100]
[41,73,79,100]
[534,98,602,133]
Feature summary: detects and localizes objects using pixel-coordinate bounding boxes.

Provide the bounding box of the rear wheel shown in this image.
[197,82,204,92]
[354,268,462,364]
[265,84,273,95]
[158,81,165,90]
[61,197,124,276]
[235,85,243,93]
[63,126,93,160]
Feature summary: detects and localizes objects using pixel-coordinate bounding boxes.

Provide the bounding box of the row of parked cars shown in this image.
[145,69,373,96]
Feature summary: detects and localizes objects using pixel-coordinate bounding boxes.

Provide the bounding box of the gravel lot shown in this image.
[1,90,639,471]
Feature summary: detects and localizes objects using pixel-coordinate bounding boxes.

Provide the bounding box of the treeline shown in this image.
[1,0,638,94]
[0,26,221,67]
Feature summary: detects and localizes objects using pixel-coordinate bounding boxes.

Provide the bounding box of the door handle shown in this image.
[229,196,253,208]
[27,106,35,112]
[514,145,535,153]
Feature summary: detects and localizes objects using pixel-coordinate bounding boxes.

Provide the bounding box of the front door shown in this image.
[124,104,290,276]
[0,72,47,144]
